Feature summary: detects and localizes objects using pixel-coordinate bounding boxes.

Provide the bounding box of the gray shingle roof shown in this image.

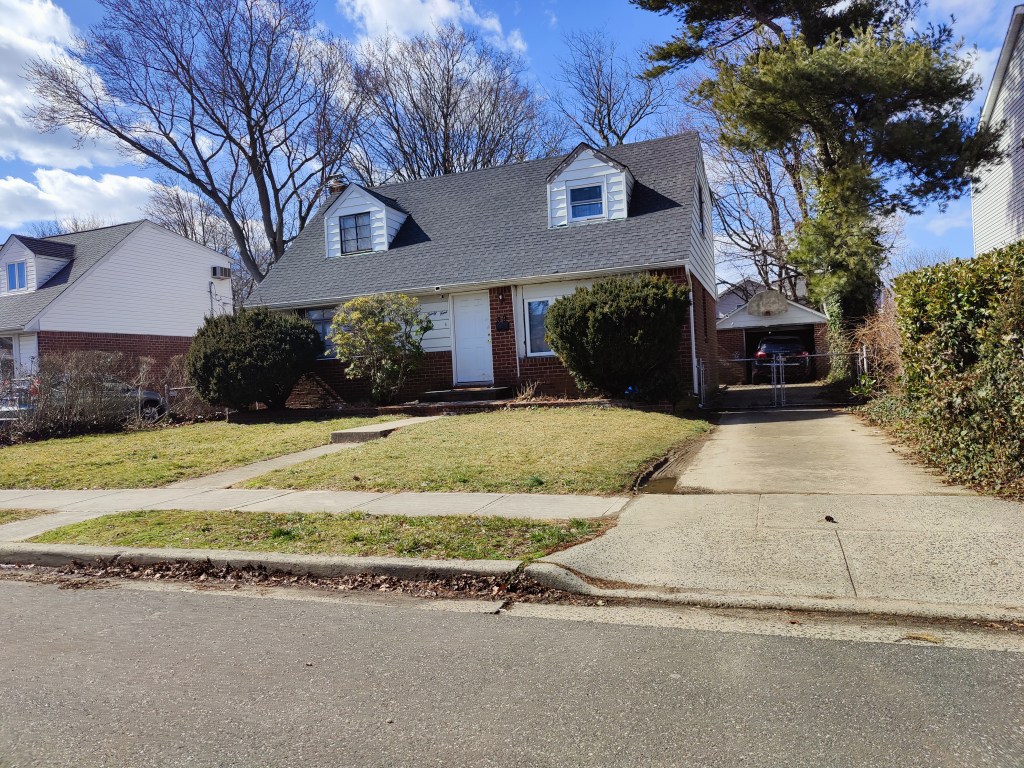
[0,221,144,332]
[249,133,700,309]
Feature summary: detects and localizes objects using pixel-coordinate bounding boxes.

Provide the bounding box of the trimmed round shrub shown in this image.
[186,308,322,410]
[544,274,691,401]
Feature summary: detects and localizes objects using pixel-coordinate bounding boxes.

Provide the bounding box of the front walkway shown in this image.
[542,409,1024,615]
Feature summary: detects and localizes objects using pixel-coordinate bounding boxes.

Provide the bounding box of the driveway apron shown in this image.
[543,408,1024,613]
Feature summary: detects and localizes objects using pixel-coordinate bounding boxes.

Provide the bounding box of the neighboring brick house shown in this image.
[973,4,1024,255]
[248,134,717,404]
[0,221,233,383]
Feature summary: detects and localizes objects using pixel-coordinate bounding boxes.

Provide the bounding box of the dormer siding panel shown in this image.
[0,241,35,292]
[547,150,632,227]
[324,186,407,258]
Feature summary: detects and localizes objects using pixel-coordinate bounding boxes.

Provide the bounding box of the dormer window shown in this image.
[340,213,372,253]
[6,261,26,291]
[569,185,604,221]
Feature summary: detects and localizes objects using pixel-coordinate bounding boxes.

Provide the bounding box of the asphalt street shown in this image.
[1,577,1022,767]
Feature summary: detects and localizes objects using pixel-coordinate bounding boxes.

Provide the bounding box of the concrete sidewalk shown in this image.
[538,409,1024,619]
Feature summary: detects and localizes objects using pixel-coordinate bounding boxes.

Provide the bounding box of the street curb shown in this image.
[0,543,522,580]
[525,562,1024,624]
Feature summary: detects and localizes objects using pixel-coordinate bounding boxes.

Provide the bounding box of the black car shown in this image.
[752,336,811,381]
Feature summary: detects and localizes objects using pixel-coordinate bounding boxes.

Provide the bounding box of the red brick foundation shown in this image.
[717,328,747,385]
[36,331,193,385]
[287,268,719,407]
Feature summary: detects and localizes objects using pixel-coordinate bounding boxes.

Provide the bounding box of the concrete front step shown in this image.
[420,387,512,403]
[330,415,441,443]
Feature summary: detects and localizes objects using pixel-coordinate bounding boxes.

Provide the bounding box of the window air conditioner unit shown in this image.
[211,266,231,279]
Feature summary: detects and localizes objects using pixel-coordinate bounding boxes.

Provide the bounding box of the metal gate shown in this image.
[714,348,868,409]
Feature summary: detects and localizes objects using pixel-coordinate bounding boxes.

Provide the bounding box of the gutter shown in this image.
[684,265,700,398]
[981,5,1024,126]
[249,259,690,311]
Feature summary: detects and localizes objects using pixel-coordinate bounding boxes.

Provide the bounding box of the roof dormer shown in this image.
[546,143,635,228]
[0,236,74,294]
[323,184,407,258]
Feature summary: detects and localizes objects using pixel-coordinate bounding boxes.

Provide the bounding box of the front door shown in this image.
[452,291,494,385]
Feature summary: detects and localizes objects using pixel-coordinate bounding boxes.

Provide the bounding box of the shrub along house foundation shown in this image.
[248,134,718,405]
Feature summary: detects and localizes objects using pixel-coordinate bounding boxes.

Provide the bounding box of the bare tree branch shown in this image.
[26,0,364,281]
[351,24,563,184]
[550,29,669,146]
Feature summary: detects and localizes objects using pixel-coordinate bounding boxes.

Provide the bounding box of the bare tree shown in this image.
[550,29,669,146]
[28,215,114,238]
[26,0,363,282]
[352,24,562,184]
[666,68,810,300]
[143,182,269,304]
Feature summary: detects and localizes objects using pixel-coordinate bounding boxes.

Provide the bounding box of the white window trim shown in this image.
[567,180,608,223]
[523,296,558,357]
[6,260,27,293]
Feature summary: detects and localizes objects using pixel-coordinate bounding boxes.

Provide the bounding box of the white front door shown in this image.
[452,291,494,385]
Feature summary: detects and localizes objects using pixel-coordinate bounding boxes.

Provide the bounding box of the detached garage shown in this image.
[716,291,829,385]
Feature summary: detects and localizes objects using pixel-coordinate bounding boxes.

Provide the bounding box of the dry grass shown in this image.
[0,509,53,526]
[0,416,400,490]
[31,509,610,561]
[244,407,711,495]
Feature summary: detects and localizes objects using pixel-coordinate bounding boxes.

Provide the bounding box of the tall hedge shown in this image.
[880,241,1024,494]
[893,243,1024,396]
[544,274,691,401]
[186,308,322,410]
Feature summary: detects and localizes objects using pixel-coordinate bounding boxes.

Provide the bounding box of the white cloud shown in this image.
[0,168,154,229]
[338,0,526,50]
[924,200,972,236]
[0,0,124,169]
[545,9,557,28]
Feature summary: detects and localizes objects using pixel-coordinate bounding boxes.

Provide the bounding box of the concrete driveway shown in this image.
[542,409,1024,616]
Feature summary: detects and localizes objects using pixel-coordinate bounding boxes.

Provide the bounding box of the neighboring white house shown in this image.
[249,134,719,402]
[0,220,233,381]
[972,4,1024,255]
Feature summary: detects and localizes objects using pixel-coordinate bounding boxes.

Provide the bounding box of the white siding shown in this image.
[547,150,633,227]
[35,222,233,336]
[15,333,37,373]
[0,240,35,294]
[688,144,716,297]
[33,255,70,287]
[417,295,452,352]
[323,186,407,258]
[973,21,1024,255]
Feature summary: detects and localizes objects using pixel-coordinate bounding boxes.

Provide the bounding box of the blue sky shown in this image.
[0,0,1011,263]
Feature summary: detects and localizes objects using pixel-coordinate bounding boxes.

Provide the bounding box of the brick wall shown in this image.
[36,331,193,385]
[717,328,747,385]
[286,350,454,408]
[489,286,518,387]
[653,266,719,396]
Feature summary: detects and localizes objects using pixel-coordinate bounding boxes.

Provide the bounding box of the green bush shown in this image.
[328,293,432,405]
[893,242,1024,395]
[871,243,1024,496]
[186,308,322,410]
[544,274,691,401]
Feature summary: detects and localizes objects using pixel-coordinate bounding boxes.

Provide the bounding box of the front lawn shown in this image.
[31,509,608,561]
[0,509,53,526]
[245,407,710,495]
[0,416,399,490]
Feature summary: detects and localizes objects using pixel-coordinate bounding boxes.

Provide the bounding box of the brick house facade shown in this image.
[257,135,718,407]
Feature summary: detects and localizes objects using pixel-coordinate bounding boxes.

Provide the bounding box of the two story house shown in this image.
[0,221,233,382]
[249,133,717,403]
[972,4,1024,255]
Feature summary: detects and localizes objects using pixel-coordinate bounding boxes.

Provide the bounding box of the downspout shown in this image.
[685,265,700,397]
